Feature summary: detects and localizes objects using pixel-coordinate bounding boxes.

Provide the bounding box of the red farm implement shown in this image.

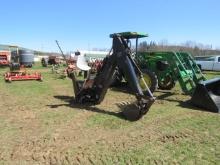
[4,63,42,82]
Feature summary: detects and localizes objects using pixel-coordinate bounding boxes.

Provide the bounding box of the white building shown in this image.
[71,50,109,62]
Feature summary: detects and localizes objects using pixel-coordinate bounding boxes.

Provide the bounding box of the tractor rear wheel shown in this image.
[139,69,158,93]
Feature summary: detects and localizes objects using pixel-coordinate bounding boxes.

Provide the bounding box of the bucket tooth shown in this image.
[191,78,220,113]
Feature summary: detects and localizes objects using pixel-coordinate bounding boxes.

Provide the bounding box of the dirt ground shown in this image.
[0,67,220,164]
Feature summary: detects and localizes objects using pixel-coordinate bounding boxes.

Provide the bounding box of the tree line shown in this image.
[138,41,220,56]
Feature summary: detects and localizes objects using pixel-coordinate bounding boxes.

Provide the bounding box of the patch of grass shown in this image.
[70,132,219,164]
[162,112,220,136]
[0,65,220,164]
[86,113,133,129]
[0,117,21,146]
[39,109,77,126]
[6,81,51,96]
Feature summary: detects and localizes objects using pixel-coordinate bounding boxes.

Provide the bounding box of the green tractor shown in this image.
[112,32,220,113]
[135,51,206,95]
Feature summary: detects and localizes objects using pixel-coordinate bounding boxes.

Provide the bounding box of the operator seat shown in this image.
[76,55,91,71]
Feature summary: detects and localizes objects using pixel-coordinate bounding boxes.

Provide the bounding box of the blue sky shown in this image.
[0,0,219,52]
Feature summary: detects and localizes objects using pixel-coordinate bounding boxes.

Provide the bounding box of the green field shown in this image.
[0,65,220,164]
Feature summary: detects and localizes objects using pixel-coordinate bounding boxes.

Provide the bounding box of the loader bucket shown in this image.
[191,78,220,113]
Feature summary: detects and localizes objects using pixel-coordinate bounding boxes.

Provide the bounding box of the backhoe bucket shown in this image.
[191,78,220,113]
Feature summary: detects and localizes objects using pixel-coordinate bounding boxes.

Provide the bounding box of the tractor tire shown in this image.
[158,74,175,90]
[140,69,158,93]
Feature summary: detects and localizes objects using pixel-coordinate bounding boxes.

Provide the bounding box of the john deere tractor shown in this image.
[112,32,220,113]
[135,51,206,95]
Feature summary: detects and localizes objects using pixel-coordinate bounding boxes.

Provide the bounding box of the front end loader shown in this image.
[67,32,155,121]
[136,51,220,113]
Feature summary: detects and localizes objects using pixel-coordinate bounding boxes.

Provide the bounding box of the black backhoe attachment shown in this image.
[68,33,155,121]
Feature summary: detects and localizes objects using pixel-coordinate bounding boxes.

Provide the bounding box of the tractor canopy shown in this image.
[110,32,148,39]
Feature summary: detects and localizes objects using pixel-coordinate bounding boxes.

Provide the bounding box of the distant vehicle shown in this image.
[195,55,220,71]
[41,56,61,67]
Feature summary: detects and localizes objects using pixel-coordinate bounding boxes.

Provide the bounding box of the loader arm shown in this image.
[69,34,155,120]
